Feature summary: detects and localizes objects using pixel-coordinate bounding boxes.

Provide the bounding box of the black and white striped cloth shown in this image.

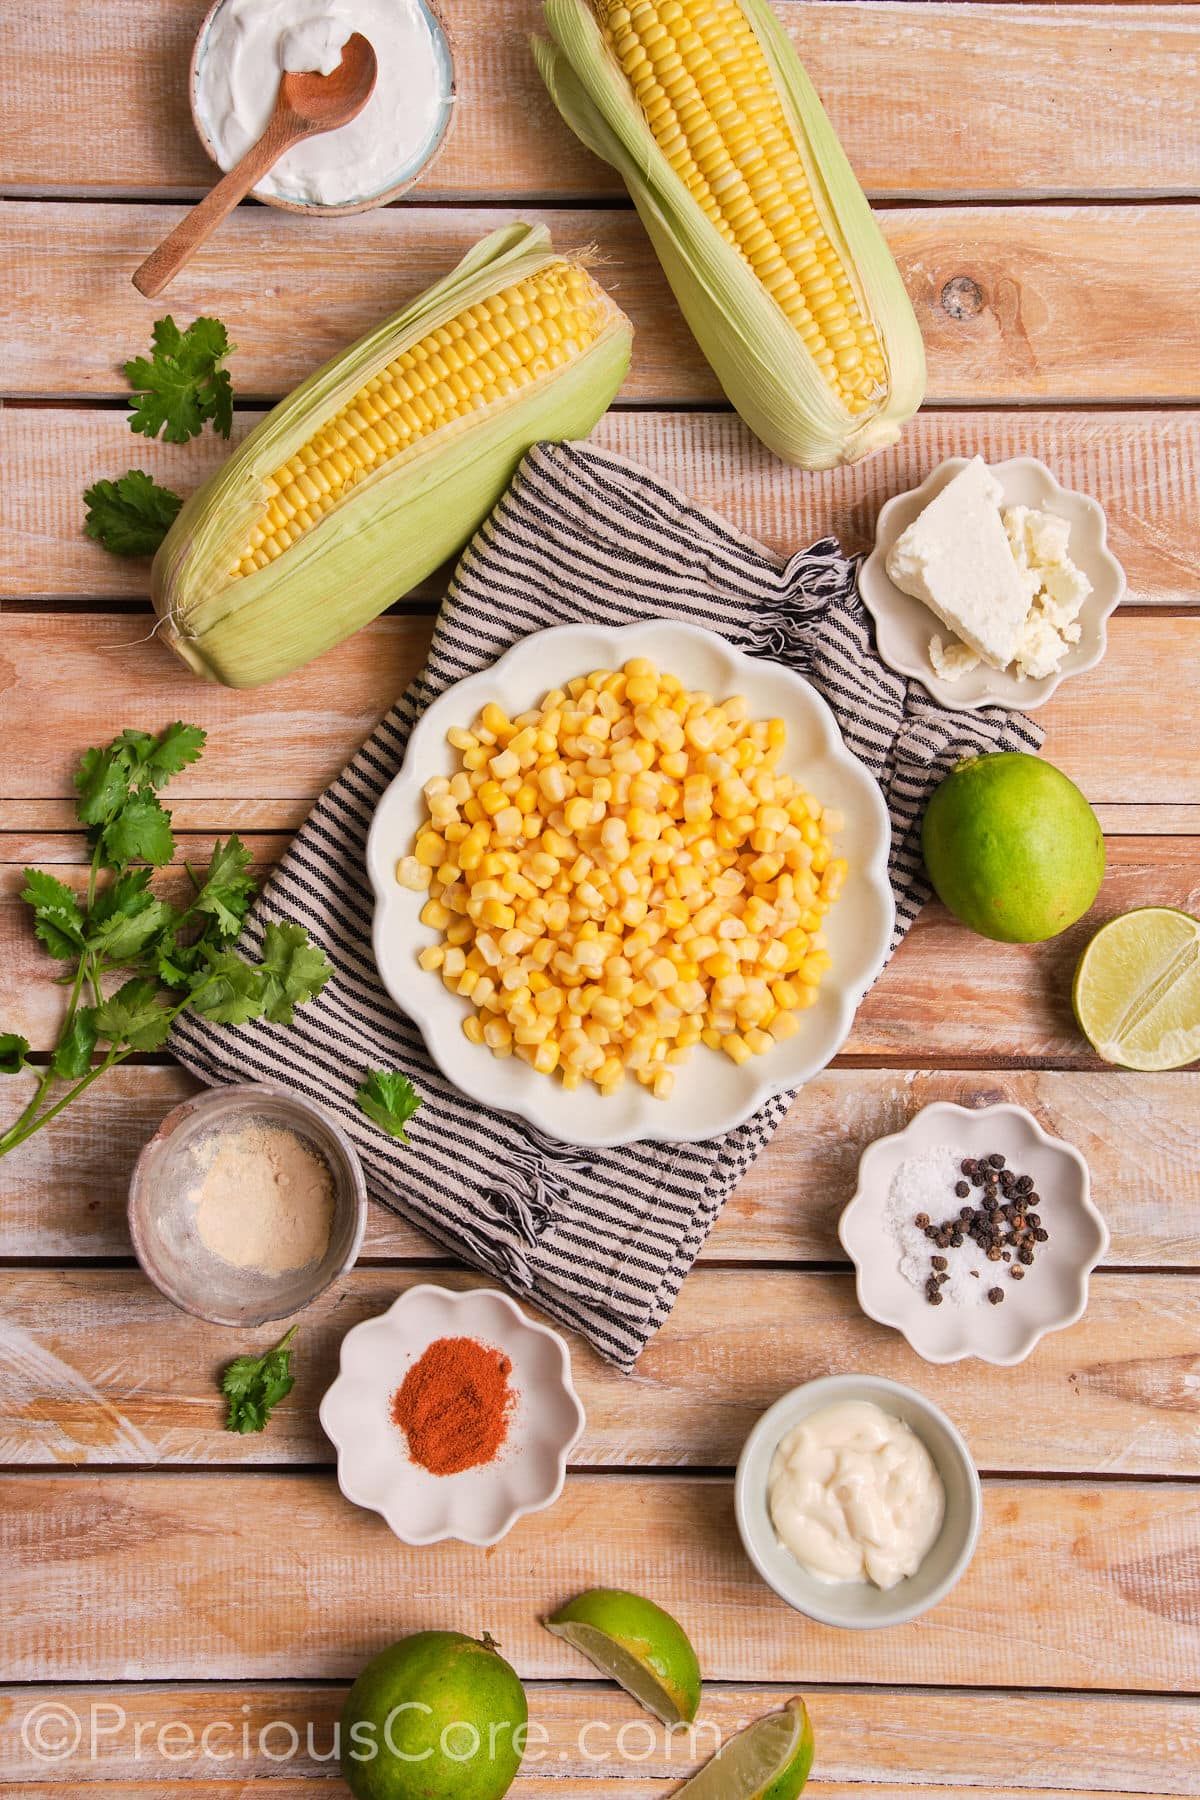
[172,442,1043,1370]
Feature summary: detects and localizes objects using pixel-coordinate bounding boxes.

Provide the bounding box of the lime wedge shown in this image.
[1073,908,1200,1070]
[674,1696,814,1800]
[544,1587,701,1724]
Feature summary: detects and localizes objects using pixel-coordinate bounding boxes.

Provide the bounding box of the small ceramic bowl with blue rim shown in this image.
[189,0,456,216]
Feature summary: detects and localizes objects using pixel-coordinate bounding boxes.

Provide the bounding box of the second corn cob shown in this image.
[534,0,925,469]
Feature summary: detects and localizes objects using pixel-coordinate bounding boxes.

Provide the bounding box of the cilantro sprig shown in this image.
[83,470,182,557]
[84,315,235,557]
[356,1069,423,1141]
[125,315,236,443]
[221,1326,298,1434]
[0,725,333,1160]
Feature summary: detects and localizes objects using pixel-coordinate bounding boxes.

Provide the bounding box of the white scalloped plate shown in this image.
[367,621,894,1147]
[319,1284,584,1546]
[839,1102,1108,1365]
[859,457,1126,712]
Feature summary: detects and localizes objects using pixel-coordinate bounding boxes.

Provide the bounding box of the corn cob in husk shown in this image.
[534,0,925,469]
[151,223,633,688]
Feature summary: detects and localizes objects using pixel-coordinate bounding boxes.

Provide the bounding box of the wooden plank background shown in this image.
[2,4,1196,199]
[1,0,1199,1793]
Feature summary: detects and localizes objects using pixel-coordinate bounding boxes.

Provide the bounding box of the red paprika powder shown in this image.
[392,1335,515,1475]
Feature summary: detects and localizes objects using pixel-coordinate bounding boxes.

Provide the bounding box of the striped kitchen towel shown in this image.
[172,441,1042,1370]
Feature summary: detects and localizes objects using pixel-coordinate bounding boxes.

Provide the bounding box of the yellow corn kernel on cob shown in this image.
[152,224,633,687]
[534,0,924,468]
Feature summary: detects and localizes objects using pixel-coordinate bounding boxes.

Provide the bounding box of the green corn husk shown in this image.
[533,0,925,470]
[151,223,633,688]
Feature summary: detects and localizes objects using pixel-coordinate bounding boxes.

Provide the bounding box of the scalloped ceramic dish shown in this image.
[839,1102,1108,1365]
[859,457,1126,712]
[367,620,894,1147]
[319,1284,584,1546]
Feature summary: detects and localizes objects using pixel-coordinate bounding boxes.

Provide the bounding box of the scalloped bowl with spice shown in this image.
[319,1284,585,1546]
[839,1102,1108,1365]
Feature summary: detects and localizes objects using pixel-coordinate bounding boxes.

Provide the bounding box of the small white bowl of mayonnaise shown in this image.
[190,0,456,215]
[735,1374,981,1630]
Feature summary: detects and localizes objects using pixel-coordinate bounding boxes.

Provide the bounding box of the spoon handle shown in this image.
[132,118,302,299]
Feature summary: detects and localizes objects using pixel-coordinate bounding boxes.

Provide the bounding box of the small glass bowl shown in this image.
[188,0,456,216]
[128,1082,367,1327]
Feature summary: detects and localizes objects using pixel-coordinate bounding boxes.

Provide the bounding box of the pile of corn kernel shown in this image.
[397,660,847,1100]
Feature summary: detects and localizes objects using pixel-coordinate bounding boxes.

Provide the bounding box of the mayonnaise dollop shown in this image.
[768,1400,945,1589]
[194,0,452,207]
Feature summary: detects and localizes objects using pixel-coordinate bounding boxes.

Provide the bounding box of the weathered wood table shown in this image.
[2,2,1198,1794]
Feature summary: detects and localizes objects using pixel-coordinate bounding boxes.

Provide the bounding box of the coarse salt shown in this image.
[884,1144,991,1306]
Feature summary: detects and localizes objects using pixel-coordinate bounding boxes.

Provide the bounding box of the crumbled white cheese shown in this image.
[886,458,1030,669]
[929,635,981,681]
[888,467,1094,684]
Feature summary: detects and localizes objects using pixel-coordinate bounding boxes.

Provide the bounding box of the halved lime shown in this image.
[673,1696,813,1800]
[544,1587,701,1724]
[1073,907,1200,1070]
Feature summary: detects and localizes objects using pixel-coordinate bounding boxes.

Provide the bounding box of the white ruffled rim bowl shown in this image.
[838,1102,1108,1366]
[319,1284,584,1546]
[367,620,894,1148]
[858,457,1126,713]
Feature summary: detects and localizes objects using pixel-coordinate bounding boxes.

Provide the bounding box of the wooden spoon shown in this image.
[133,33,379,298]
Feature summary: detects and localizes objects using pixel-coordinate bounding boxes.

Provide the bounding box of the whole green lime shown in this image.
[921,752,1104,943]
[340,1631,527,1800]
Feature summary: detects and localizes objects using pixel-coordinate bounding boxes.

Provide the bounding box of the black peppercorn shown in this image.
[1010,1265,1025,1280]
[987,1286,1004,1303]
[988,1152,1005,1169]
[955,1181,970,1199]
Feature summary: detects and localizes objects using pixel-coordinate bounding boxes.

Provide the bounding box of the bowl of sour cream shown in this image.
[190,0,456,214]
[735,1374,981,1629]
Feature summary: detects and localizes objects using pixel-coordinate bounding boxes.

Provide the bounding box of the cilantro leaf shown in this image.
[21,868,85,953]
[221,1326,297,1434]
[188,950,265,1026]
[94,978,171,1052]
[0,1034,31,1075]
[259,922,334,1024]
[83,470,182,557]
[356,1069,422,1142]
[52,1009,98,1080]
[190,835,258,938]
[100,791,175,869]
[21,869,86,961]
[75,746,133,828]
[87,897,174,964]
[135,723,208,790]
[125,316,236,443]
[88,867,154,925]
[155,928,202,991]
